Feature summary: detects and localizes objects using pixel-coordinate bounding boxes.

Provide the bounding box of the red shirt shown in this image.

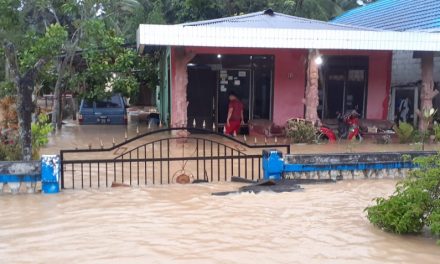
[228,99,243,121]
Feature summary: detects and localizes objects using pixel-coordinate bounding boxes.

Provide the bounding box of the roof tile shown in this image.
[333,0,440,31]
[182,10,375,31]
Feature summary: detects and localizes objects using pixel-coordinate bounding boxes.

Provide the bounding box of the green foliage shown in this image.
[413,130,430,143]
[285,119,317,143]
[393,122,415,143]
[434,123,440,142]
[366,153,440,244]
[19,24,68,72]
[0,141,21,161]
[0,81,16,97]
[0,0,20,38]
[31,113,52,149]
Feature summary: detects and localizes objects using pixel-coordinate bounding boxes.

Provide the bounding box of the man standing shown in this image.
[225,92,244,136]
[399,96,411,123]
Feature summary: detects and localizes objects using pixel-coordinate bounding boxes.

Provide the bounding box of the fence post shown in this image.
[262,150,284,180]
[41,155,60,194]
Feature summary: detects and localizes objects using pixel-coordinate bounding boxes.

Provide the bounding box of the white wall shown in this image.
[391,51,440,85]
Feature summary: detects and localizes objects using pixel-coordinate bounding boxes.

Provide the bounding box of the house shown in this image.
[136,8,440,132]
[333,0,440,127]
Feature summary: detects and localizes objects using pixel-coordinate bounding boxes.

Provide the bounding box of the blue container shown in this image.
[262,150,284,180]
[41,155,60,194]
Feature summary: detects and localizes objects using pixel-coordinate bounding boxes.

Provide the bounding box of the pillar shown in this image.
[419,51,438,131]
[304,49,321,125]
[171,48,195,127]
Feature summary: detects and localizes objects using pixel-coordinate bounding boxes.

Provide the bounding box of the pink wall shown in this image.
[321,50,393,119]
[368,52,392,119]
[171,47,307,126]
[170,47,392,125]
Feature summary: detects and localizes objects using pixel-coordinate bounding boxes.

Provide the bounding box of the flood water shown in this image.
[41,122,440,155]
[1,180,439,263]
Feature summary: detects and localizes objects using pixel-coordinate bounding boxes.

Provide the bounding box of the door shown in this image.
[325,70,345,118]
[345,69,367,115]
[252,56,273,120]
[187,68,217,128]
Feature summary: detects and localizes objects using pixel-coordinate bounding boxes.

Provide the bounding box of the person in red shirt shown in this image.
[225,92,244,136]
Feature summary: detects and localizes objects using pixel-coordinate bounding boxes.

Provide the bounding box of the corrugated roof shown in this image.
[182,9,375,31]
[333,0,440,31]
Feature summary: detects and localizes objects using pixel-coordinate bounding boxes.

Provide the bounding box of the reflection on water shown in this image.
[0,180,439,263]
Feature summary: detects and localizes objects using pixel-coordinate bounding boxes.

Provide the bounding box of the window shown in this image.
[96,95,123,108]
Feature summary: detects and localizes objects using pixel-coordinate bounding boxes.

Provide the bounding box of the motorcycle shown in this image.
[318,110,362,142]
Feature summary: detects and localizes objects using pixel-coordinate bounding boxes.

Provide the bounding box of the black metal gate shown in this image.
[60,127,290,189]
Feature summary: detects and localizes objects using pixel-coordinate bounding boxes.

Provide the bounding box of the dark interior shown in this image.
[320,56,369,119]
[186,54,274,130]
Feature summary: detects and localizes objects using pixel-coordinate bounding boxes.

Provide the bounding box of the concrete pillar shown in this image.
[304,49,321,125]
[419,51,438,131]
[41,155,60,194]
[171,48,195,127]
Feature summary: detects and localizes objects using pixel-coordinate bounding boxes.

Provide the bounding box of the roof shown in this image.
[182,9,373,31]
[333,0,440,32]
[137,10,440,52]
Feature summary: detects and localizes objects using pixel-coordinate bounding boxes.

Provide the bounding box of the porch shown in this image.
[137,9,440,132]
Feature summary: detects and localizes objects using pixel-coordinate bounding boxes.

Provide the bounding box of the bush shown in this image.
[285,118,317,143]
[0,113,52,161]
[0,81,16,97]
[0,95,18,129]
[433,123,440,142]
[365,153,440,244]
[0,131,21,161]
[31,113,53,157]
[393,122,415,143]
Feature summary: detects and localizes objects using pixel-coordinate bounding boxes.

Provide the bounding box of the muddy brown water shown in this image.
[2,122,436,262]
[42,121,440,155]
[1,180,439,264]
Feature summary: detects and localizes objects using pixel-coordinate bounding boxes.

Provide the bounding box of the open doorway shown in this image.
[186,54,274,131]
[187,67,217,128]
[391,86,418,127]
[320,56,368,119]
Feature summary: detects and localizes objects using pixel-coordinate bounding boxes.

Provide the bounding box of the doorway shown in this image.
[187,67,217,128]
[391,87,418,127]
[217,69,251,124]
[320,56,368,119]
[186,54,274,131]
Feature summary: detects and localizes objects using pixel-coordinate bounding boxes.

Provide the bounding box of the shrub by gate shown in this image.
[60,127,289,189]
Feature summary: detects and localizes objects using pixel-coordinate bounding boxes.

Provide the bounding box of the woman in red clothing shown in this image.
[225,92,244,136]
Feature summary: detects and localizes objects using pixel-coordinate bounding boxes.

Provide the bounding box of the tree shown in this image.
[3,24,67,160]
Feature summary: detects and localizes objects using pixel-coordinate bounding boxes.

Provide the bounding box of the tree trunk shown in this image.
[304,49,321,125]
[419,52,438,131]
[5,56,10,81]
[17,78,34,161]
[52,59,66,129]
[171,48,195,127]
[4,41,46,161]
[52,39,78,130]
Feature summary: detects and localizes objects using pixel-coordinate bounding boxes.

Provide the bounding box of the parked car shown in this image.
[78,94,128,125]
